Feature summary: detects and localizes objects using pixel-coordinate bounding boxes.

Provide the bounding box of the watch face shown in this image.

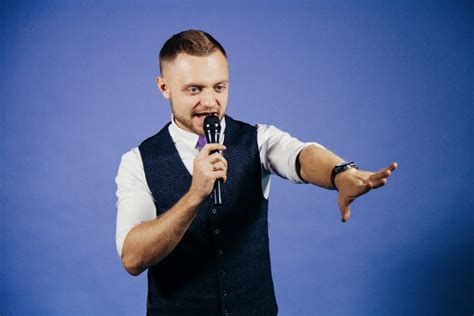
[336,162,350,169]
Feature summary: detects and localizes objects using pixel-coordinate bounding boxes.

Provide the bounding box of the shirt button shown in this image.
[220,270,226,276]
[223,290,228,296]
[214,228,220,235]
[218,249,224,255]
[211,208,217,214]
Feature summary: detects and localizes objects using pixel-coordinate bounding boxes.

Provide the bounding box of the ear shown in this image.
[156,76,171,99]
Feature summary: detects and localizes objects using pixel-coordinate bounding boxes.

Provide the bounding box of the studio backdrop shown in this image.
[1,1,472,315]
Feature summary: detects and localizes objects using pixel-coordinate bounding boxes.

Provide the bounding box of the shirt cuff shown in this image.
[289,142,326,184]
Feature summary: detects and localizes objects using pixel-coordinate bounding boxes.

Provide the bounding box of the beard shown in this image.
[172,112,202,135]
[170,101,225,136]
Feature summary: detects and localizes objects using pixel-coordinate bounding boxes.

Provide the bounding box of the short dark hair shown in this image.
[159,30,227,74]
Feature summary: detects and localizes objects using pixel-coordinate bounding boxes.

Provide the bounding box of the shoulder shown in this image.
[225,115,257,134]
[139,123,172,147]
[256,123,282,135]
[119,147,143,170]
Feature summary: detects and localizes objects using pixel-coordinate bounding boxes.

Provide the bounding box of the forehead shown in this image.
[162,51,228,85]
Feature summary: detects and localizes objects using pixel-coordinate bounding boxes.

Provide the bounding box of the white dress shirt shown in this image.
[115,117,324,256]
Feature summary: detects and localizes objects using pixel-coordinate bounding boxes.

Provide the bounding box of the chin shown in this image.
[191,124,205,136]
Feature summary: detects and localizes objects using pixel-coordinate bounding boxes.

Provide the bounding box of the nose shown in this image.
[201,89,217,108]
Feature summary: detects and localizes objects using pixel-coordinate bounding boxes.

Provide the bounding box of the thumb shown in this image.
[337,196,351,223]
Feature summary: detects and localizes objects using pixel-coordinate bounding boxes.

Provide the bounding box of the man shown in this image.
[115,30,396,315]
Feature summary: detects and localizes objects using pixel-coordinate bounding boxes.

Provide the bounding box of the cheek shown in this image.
[173,95,197,110]
[218,93,228,104]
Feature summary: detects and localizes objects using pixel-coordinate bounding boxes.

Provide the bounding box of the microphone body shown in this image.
[204,115,223,205]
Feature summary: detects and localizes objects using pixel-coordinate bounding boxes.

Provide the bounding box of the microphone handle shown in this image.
[209,148,223,206]
[213,179,222,205]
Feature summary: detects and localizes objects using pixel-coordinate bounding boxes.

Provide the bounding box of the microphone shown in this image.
[204,115,223,206]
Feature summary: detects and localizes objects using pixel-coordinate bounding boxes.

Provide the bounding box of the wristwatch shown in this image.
[331,162,358,191]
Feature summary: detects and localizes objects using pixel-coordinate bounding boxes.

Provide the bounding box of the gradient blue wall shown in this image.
[1,1,472,315]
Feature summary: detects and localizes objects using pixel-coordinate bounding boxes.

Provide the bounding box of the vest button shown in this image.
[211,208,217,214]
[220,270,226,276]
[214,228,220,235]
[218,249,224,255]
[223,290,228,296]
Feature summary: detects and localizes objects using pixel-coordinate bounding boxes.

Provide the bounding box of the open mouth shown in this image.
[195,112,217,121]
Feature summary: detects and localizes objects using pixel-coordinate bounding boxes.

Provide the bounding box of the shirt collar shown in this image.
[169,114,226,149]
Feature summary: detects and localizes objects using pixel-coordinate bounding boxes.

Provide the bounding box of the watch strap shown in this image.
[331,162,358,191]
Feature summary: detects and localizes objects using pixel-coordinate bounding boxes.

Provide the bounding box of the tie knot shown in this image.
[196,136,207,150]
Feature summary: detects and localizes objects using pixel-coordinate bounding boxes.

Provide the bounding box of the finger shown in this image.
[368,178,387,189]
[209,153,227,164]
[370,164,397,181]
[369,163,397,187]
[369,169,391,181]
[213,170,227,182]
[376,162,397,174]
[212,161,226,171]
[337,196,351,223]
[201,143,226,155]
[365,181,373,190]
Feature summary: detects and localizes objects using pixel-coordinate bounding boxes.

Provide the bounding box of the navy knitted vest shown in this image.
[139,116,278,316]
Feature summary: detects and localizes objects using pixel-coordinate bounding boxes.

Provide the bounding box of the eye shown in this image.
[187,87,201,95]
[215,83,227,93]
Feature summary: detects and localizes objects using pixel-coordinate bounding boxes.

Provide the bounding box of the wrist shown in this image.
[331,162,358,191]
[186,187,208,206]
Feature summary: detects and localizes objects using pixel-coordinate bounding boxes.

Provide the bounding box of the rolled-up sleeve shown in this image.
[257,124,325,183]
[115,147,156,257]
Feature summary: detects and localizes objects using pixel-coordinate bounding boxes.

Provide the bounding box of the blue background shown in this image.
[1,1,473,315]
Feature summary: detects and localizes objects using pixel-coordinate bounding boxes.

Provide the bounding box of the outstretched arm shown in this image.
[297,145,397,222]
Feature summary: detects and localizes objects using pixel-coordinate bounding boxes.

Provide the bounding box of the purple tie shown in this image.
[196,135,207,150]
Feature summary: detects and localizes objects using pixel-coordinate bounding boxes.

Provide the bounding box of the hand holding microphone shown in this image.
[189,115,226,205]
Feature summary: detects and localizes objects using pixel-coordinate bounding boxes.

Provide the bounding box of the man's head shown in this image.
[157,30,229,135]
[159,30,227,74]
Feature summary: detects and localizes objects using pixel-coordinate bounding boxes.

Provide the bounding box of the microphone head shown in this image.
[204,115,221,132]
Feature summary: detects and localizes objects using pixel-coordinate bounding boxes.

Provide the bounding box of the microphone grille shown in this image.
[204,115,221,130]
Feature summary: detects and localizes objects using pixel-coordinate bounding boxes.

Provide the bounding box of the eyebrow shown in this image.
[182,80,228,89]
